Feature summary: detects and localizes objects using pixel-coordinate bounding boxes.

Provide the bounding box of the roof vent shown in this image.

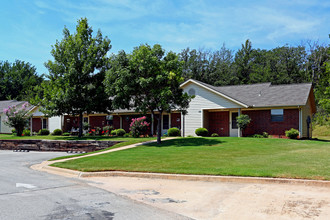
[258,91,262,97]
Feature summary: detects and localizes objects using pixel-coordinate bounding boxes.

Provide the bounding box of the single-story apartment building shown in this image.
[180,79,316,138]
[0,79,316,138]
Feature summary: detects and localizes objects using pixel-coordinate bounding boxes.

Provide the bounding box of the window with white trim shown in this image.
[42,118,48,129]
[271,109,284,122]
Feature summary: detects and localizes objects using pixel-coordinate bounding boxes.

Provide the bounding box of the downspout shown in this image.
[30,117,32,136]
[298,106,302,138]
[238,108,241,137]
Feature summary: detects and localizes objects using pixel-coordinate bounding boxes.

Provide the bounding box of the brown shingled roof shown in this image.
[185,79,313,107]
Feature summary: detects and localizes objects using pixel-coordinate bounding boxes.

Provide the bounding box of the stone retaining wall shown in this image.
[0,140,123,152]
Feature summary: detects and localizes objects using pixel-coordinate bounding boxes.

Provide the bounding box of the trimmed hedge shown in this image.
[52,129,63,136]
[38,129,50,136]
[195,128,208,137]
[168,127,181,137]
[285,128,299,139]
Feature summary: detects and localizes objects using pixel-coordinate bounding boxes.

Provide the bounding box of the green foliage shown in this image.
[236,114,251,130]
[0,60,43,101]
[3,102,31,136]
[123,133,131,138]
[251,134,264,138]
[11,129,16,134]
[38,129,50,136]
[168,127,181,137]
[83,122,90,131]
[285,128,300,139]
[179,39,330,114]
[115,129,126,137]
[105,44,192,144]
[195,128,208,137]
[38,18,112,137]
[211,133,219,137]
[262,132,269,138]
[102,126,113,136]
[111,130,117,136]
[52,129,63,136]
[62,132,70,136]
[23,129,31,136]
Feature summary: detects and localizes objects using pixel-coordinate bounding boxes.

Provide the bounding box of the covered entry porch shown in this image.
[202,109,242,137]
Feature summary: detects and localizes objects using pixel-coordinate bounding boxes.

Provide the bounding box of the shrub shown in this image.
[102,126,113,136]
[211,133,219,137]
[52,129,63,136]
[168,127,181,136]
[23,129,31,136]
[83,122,90,130]
[116,129,126,137]
[123,133,130,138]
[195,128,208,137]
[262,132,269,138]
[236,114,251,131]
[95,127,102,136]
[285,128,299,139]
[62,132,70,136]
[251,134,263,138]
[11,129,16,134]
[111,130,117,136]
[38,129,50,136]
[130,116,150,138]
[3,102,31,136]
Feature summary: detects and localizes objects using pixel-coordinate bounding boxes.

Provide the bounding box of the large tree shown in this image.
[0,60,43,101]
[105,44,192,144]
[39,18,112,137]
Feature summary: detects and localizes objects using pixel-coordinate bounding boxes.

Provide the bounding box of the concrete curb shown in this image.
[79,171,330,187]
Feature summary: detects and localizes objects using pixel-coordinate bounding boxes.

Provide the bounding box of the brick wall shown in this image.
[89,116,106,129]
[32,118,42,132]
[242,109,299,137]
[171,113,181,128]
[208,112,229,136]
[113,115,120,129]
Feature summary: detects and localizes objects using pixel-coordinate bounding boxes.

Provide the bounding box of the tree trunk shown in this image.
[157,111,163,144]
[78,112,83,138]
[151,111,155,136]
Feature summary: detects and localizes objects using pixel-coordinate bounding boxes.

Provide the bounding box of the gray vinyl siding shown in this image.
[183,83,242,136]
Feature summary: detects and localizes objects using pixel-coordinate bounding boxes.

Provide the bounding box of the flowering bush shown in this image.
[130,116,150,138]
[3,102,31,136]
[102,126,113,136]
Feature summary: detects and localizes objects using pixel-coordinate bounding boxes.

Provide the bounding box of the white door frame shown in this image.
[230,111,239,137]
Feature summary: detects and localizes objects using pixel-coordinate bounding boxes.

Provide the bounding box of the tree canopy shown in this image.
[105,44,192,144]
[0,60,43,101]
[38,18,112,137]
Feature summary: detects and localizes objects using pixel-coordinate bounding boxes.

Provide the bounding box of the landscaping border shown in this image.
[0,139,122,152]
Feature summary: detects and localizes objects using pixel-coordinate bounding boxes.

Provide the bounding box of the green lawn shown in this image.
[52,137,330,180]
[48,138,156,161]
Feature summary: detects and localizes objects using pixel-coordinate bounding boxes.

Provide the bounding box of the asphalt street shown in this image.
[0,150,190,220]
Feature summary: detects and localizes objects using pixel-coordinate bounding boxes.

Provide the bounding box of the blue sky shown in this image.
[0,0,329,75]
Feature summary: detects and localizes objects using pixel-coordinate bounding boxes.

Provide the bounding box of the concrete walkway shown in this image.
[32,138,330,220]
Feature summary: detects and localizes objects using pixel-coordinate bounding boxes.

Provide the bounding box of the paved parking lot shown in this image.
[0,151,190,220]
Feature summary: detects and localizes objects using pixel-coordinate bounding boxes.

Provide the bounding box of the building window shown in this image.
[42,118,48,129]
[83,117,88,123]
[163,115,169,129]
[232,112,238,129]
[271,109,284,122]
